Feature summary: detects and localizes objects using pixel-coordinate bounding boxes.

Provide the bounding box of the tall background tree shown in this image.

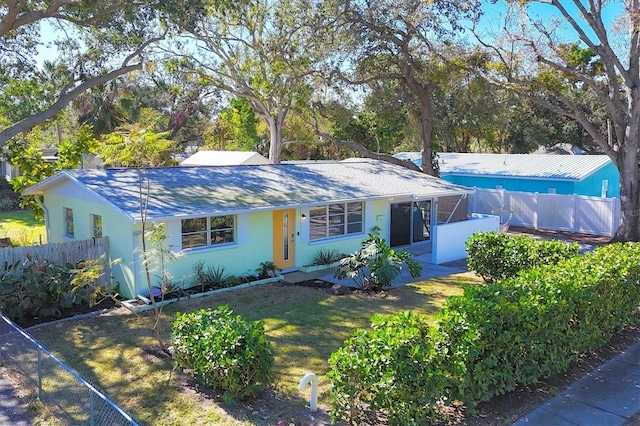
[172,0,322,163]
[0,0,209,147]
[318,0,482,175]
[474,0,640,241]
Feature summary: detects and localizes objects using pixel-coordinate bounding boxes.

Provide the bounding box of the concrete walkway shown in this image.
[513,342,640,426]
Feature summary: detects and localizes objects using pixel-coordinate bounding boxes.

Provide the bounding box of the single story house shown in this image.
[394,152,620,198]
[24,160,494,299]
[180,150,270,166]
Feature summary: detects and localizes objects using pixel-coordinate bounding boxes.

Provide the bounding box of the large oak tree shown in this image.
[175,0,321,163]
[0,0,207,147]
[318,0,481,175]
[477,0,640,241]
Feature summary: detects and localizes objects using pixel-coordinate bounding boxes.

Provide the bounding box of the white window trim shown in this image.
[309,202,364,241]
[181,215,237,250]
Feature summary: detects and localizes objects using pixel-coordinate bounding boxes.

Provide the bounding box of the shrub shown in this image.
[328,243,640,423]
[0,258,106,321]
[311,248,341,266]
[0,197,17,212]
[0,179,20,211]
[172,305,274,403]
[191,262,231,292]
[255,261,278,279]
[441,242,640,404]
[334,228,422,291]
[465,232,580,283]
[328,311,450,425]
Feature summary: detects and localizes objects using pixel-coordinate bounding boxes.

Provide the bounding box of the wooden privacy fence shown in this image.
[469,188,621,237]
[0,237,111,286]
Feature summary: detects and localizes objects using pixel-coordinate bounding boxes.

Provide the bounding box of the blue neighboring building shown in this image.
[394,152,620,198]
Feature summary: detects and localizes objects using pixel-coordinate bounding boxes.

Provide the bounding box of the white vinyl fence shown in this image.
[468,188,621,237]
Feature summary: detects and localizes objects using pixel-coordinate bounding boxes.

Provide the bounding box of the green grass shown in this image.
[0,210,45,245]
[28,273,482,425]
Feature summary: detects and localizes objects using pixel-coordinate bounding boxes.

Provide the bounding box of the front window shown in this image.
[182,215,235,249]
[64,208,74,238]
[309,202,363,241]
[91,214,103,238]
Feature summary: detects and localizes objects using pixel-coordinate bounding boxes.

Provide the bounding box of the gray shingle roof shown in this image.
[25,160,471,222]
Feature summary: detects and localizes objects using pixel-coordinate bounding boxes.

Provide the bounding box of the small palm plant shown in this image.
[334,227,422,292]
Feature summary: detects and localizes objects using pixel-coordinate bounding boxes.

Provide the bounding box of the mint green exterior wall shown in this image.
[158,210,274,295]
[295,200,388,267]
[41,180,138,298]
[41,185,396,299]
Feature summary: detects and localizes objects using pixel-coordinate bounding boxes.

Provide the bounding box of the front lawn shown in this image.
[0,210,46,245]
[28,272,482,425]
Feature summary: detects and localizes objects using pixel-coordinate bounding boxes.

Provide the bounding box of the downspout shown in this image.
[34,196,49,244]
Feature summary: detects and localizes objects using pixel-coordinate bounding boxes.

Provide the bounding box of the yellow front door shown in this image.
[273,209,295,269]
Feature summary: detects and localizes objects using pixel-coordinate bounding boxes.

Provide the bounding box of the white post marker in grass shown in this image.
[298,372,318,412]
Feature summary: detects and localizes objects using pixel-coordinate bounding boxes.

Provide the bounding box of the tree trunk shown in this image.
[612,82,640,242]
[404,73,436,176]
[266,115,283,164]
[614,179,640,242]
[417,84,436,176]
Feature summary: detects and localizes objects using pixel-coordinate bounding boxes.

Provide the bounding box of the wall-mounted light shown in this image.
[301,214,307,220]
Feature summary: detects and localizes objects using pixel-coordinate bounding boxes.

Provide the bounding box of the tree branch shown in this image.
[0,63,143,147]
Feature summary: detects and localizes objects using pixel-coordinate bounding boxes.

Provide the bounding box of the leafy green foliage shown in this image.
[255,261,278,279]
[3,126,98,216]
[171,306,275,403]
[329,243,640,423]
[191,262,231,292]
[214,98,262,151]
[334,228,422,291]
[96,125,177,167]
[0,257,107,322]
[466,232,580,283]
[328,311,450,425]
[311,248,342,266]
[441,242,640,404]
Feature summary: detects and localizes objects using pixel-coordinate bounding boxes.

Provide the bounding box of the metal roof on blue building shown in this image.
[394,152,613,181]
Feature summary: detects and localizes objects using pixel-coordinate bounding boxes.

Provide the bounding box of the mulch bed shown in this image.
[14,298,118,329]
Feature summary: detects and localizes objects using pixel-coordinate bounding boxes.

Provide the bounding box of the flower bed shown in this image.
[122,275,284,314]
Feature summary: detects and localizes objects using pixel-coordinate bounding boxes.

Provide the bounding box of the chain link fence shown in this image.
[0,313,138,425]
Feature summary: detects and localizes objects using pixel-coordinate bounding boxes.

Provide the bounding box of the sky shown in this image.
[476,0,624,44]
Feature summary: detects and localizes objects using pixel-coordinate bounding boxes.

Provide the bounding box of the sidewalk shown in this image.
[513,342,640,426]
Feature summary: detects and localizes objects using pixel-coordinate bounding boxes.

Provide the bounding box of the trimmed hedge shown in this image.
[466,232,580,283]
[328,243,640,423]
[328,311,449,425]
[447,242,640,403]
[171,306,274,403]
